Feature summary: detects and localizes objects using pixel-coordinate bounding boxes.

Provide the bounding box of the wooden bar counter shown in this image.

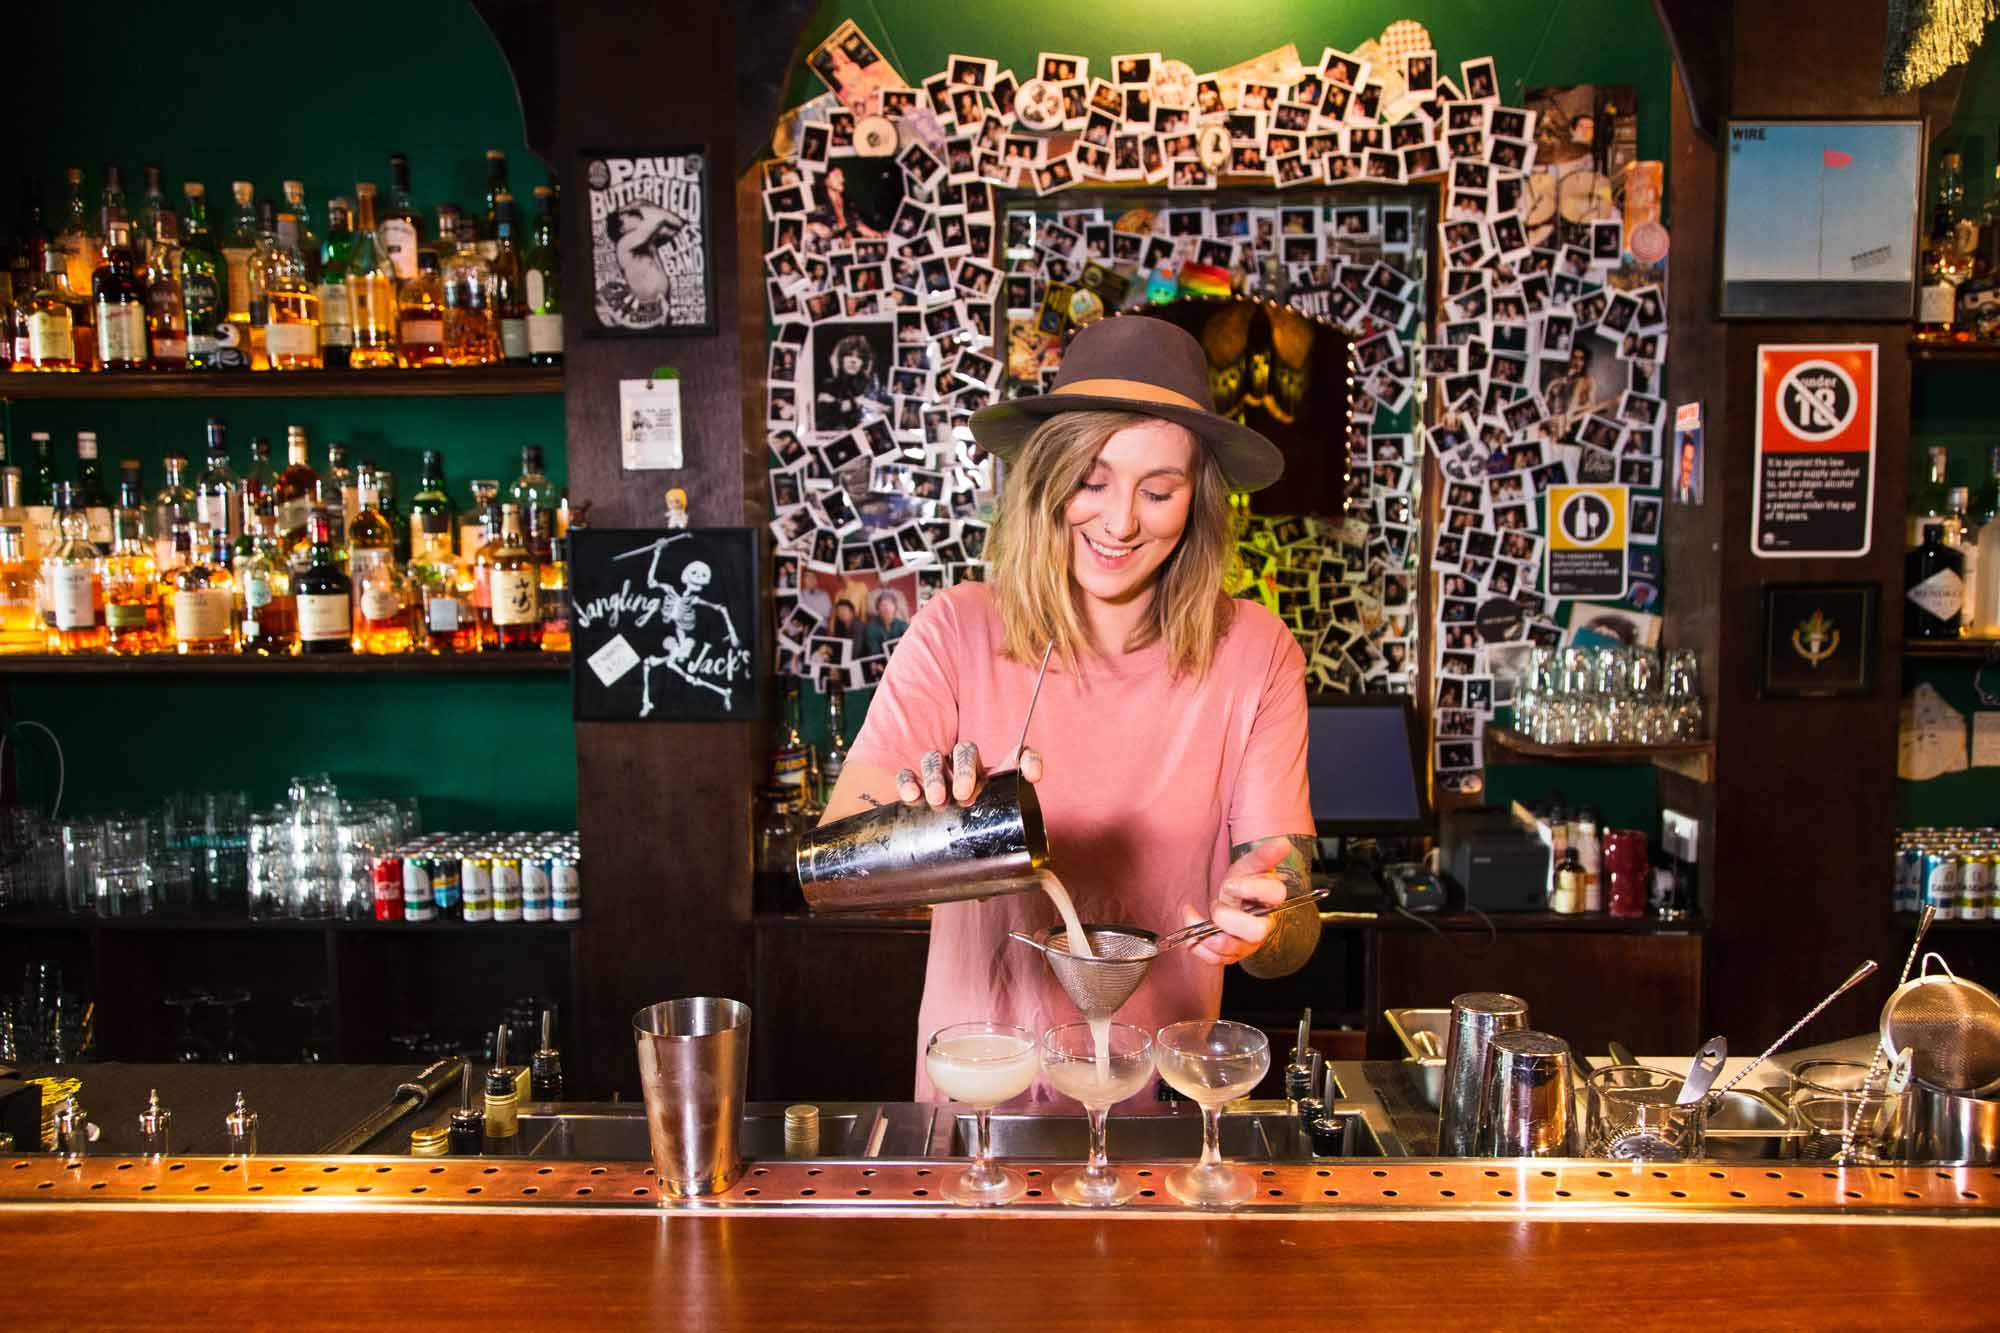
[6,1153,1997,1328]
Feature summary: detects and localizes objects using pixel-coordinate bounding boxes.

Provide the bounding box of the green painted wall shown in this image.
[1,0,575,829]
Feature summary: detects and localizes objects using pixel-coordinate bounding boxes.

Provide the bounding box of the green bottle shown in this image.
[524,185,561,366]
[178,182,226,370]
[318,196,354,369]
[409,450,454,566]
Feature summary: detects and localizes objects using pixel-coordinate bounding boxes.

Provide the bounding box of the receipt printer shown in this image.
[1440,807,1550,912]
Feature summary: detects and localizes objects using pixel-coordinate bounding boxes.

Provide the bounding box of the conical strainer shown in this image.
[1881,953,2000,1092]
[1009,924,1159,1020]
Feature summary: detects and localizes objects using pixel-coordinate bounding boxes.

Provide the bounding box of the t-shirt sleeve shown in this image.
[846,593,963,774]
[1228,616,1314,845]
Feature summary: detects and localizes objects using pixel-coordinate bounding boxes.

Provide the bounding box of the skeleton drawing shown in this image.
[614,535,742,716]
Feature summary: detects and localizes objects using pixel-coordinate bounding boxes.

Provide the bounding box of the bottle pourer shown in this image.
[1284,1007,1314,1105]
[54,1095,89,1164]
[225,1091,258,1157]
[138,1088,171,1159]
[448,1059,485,1155]
[530,1009,564,1103]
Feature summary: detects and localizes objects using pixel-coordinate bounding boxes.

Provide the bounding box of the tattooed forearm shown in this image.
[1234,834,1321,979]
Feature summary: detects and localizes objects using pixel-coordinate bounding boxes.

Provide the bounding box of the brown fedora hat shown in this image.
[968,316,1286,492]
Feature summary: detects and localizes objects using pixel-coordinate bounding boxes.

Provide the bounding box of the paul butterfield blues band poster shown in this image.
[585,149,715,334]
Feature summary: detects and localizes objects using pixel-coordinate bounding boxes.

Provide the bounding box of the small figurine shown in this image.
[664,487,689,529]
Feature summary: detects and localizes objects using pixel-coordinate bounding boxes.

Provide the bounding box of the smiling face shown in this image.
[1062,418,1199,612]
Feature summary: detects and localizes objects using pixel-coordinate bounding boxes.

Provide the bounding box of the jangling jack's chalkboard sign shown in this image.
[569,528,758,722]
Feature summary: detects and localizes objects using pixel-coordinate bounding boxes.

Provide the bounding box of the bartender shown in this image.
[821,317,1320,1102]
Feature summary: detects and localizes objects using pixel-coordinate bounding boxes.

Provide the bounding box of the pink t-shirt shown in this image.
[847,583,1313,1106]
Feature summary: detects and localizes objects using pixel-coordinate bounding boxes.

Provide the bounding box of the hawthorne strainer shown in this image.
[1880,953,2000,1093]
[1008,925,1159,1021]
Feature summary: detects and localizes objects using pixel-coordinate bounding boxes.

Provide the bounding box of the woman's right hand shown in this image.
[894,741,1044,808]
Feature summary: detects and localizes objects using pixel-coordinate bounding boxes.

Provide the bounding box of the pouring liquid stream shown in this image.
[1038,873,1110,1077]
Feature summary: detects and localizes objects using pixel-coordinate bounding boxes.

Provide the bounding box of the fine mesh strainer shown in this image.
[1880,953,2000,1092]
[1008,925,1159,1020]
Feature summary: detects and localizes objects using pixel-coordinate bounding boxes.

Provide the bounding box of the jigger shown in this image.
[1437,992,1529,1156]
[1477,1030,1577,1158]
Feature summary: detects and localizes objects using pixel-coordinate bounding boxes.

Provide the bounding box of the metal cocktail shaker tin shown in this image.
[795,769,1050,914]
[1477,1030,1577,1157]
[1436,991,1529,1156]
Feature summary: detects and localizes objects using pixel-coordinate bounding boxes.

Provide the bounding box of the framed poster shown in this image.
[1718,118,1923,320]
[584,149,716,335]
[569,528,757,722]
[1759,582,1877,698]
[1751,343,1877,558]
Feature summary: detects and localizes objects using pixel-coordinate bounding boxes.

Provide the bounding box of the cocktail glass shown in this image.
[926,1021,1038,1206]
[1155,1019,1270,1207]
[1039,1021,1155,1207]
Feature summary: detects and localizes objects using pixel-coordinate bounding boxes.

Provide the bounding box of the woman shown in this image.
[822,318,1318,1103]
[858,588,908,657]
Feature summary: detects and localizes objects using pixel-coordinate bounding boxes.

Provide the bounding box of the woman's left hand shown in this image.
[1180,840,1291,966]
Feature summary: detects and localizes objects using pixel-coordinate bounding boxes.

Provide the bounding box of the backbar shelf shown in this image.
[0,653,569,676]
[0,365,563,400]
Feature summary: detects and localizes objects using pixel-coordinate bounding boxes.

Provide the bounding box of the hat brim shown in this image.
[968,394,1287,493]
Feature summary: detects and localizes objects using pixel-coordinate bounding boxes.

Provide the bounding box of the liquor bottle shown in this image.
[242,434,276,522]
[280,182,320,281]
[1909,521,1967,639]
[460,478,499,564]
[349,462,412,654]
[294,507,352,654]
[234,499,297,655]
[381,154,422,283]
[262,210,321,371]
[24,433,56,560]
[273,425,319,553]
[491,194,530,362]
[509,444,558,562]
[397,250,447,367]
[1909,445,1953,550]
[54,168,102,301]
[97,164,128,243]
[345,183,399,370]
[324,441,358,532]
[25,249,81,371]
[432,203,464,266]
[408,450,454,565]
[540,513,570,652]
[43,483,107,654]
[152,451,196,570]
[481,150,510,255]
[1952,485,1979,628]
[171,525,235,655]
[0,524,43,653]
[770,678,809,791]
[442,217,498,366]
[822,688,850,799]
[1918,153,1976,343]
[317,197,354,369]
[178,182,227,369]
[133,166,166,270]
[245,199,278,370]
[144,209,187,370]
[485,503,542,651]
[1974,446,2000,635]
[193,419,239,544]
[105,461,161,654]
[93,220,149,371]
[220,180,259,328]
[524,185,562,366]
[410,468,467,653]
[74,433,113,546]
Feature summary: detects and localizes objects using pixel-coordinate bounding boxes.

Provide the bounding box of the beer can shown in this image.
[403,854,438,923]
[551,855,581,922]
[373,855,405,922]
[1895,840,1923,914]
[491,856,523,922]
[1922,850,1961,921]
[461,854,493,923]
[431,854,463,919]
[1964,851,1995,922]
[522,856,553,922]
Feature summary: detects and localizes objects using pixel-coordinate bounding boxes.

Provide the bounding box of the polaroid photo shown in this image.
[1039,52,1087,83]
[949,53,996,89]
[1630,494,1663,544]
[1591,219,1624,263]
[1460,56,1499,102]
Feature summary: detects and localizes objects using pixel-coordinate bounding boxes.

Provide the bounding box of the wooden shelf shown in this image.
[1894,911,2000,930]
[1908,340,2000,368]
[0,911,578,933]
[1903,637,2000,662]
[0,365,563,400]
[0,652,569,676]
[1484,725,1715,784]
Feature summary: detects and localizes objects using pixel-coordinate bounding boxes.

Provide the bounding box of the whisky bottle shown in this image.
[294,508,352,654]
[144,209,188,370]
[396,250,447,367]
[235,499,297,655]
[481,150,510,255]
[325,441,357,533]
[348,462,412,654]
[97,164,128,246]
[178,183,227,369]
[540,518,570,653]
[381,154,422,282]
[345,183,399,370]
[25,249,80,371]
[432,202,463,266]
[409,449,454,565]
[54,167,102,302]
[1909,445,1953,550]
[104,462,161,654]
[194,418,240,544]
[264,211,321,370]
[273,425,319,553]
[490,194,530,362]
[459,478,499,566]
[74,433,113,546]
[281,182,321,280]
[409,469,467,654]
[242,433,276,525]
[218,181,259,367]
[152,451,196,570]
[93,220,149,371]
[245,199,278,370]
[524,185,562,366]
[1908,522,1967,639]
[770,678,809,791]
[509,444,558,562]
[1918,153,1976,343]
[317,196,354,369]
[43,483,107,654]
[133,165,166,271]
[485,503,542,651]
[24,433,56,561]
[171,526,235,655]
[442,216,498,366]
[0,524,43,653]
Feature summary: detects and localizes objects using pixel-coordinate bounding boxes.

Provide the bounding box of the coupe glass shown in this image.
[1154,1020,1271,1207]
[1039,1022,1155,1207]
[926,1020,1038,1206]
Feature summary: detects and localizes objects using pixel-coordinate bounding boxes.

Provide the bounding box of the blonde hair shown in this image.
[985,410,1235,680]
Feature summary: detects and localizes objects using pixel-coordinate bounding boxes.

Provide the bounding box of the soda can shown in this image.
[491,855,523,922]
[551,855,581,922]
[403,854,438,923]
[522,856,553,922]
[431,854,463,920]
[1922,850,1961,921]
[461,854,493,923]
[373,855,405,922]
[1964,851,1995,922]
